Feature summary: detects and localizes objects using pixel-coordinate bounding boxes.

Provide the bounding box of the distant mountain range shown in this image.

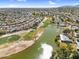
[59,5,79,8]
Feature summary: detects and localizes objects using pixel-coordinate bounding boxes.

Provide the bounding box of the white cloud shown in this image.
[73,3,79,5]
[49,0,56,5]
[0,4,27,8]
[8,5,21,7]
[0,4,60,8]
[0,5,59,8]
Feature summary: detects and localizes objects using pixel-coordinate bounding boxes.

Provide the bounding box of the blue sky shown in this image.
[0,0,79,8]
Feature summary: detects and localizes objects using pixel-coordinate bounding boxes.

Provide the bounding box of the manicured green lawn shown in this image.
[0,35,20,45]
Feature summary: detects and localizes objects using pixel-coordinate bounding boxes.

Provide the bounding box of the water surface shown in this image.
[1,24,60,59]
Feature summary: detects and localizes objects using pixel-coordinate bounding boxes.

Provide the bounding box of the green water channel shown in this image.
[1,24,62,59]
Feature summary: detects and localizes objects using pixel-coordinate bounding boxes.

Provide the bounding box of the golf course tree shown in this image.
[23,30,36,40]
[64,17,73,23]
[52,42,78,59]
[47,16,55,23]
[42,16,55,28]
[75,20,79,24]
[51,16,55,23]
[53,28,79,59]
[32,12,44,17]
[52,32,78,59]
[54,35,60,46]
[32,12,36,16]
[0,29,6,36]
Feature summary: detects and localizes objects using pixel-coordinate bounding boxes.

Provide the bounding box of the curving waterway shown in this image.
[1,24,61,59]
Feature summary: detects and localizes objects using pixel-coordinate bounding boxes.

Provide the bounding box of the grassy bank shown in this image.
[0,35,20,45]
